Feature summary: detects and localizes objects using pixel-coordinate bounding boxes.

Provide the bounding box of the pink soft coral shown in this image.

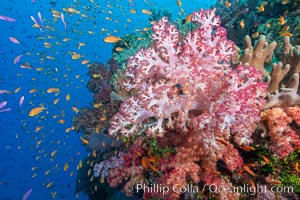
[109,9,267,141]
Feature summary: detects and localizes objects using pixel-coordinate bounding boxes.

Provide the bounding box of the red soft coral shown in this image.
[261,106,300,158]
[105,138,148,196]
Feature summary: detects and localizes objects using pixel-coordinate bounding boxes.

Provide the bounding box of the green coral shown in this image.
[112,31,152,66]
[268,151,300,193]
[149,7,172,22]
[250,146,300,193]
[174,18,197,36]
[280,172,300,193]
[149,138,174,158]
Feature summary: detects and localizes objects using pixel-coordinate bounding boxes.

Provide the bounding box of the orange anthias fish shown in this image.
[280,32,293,37]
[29,105,47,117]
[281,25,290,32]
[141,9,152,15]
[252,32,259,38]
[104,36,122,43]
[81,60,89,64]
[240,19,245,29]
[177,0,182,7]
[115,47,124,52]
[185,14,192,23]
[64,162,69,171]
[129,9,136,14]
[262,155,270,164]
[34,126,44,133]
[58,119,65,124]
[66,94,70,100]
[47,88,60,93]
[256,1,267,13]
[243,165,257,177]
[294,162,300,172]
[225,1,231,8]
[80,138,89,145]
[72,105,79,113]
[278,16,286,25]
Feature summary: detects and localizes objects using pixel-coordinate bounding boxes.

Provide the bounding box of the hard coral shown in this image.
[282,36,300,84]
[267,36,300,94]
[235,35,300,108]
[233,35,277,76]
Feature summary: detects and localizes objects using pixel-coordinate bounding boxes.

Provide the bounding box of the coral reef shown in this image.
[72,106,114,135]
[73,6,300,200]
[86,60,118,104]
[104,9,268,200]
[72,60,120,136]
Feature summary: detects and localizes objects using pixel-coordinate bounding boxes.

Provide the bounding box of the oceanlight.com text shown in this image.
[131,183,294,196]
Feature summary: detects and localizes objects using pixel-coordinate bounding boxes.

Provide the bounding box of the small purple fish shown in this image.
[37,12,43,23]
[61,13,66,29]
[0,15,16,22]
[0,108,11,112]
[9,37,20,44]
[22,188,32,200]
[0,90,7,95]
[20,64,33,69]
[30,16,44,32]
[19,96,24,107]
[0,101,7,109]
[14,54,23,64]
[30,16,39,25]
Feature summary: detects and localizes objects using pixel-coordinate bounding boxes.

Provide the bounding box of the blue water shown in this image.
[0,0,214,199]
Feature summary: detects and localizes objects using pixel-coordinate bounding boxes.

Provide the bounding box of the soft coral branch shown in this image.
[261,106,300,158]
